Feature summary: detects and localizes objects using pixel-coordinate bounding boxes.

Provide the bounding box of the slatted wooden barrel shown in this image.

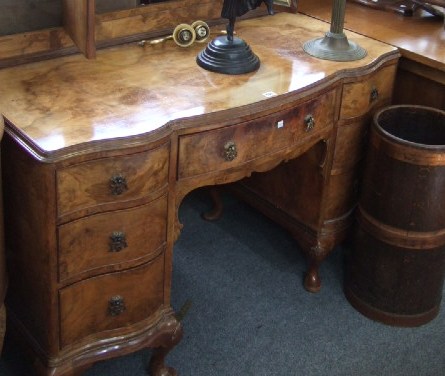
[345,105,445,327]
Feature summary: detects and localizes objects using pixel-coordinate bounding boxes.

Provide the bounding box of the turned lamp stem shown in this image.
[331,0,346,33]
[303,0,367,61]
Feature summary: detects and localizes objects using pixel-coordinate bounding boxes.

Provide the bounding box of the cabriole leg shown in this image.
[201,187,223,221]
[148,316,183,376]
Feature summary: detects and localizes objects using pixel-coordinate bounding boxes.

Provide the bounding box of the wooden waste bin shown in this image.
[345,105,445,327]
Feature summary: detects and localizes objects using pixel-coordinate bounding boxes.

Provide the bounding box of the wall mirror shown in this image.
[0,0,62,36]
[0,0,295,68]
[0,0,176,35]
[95,0,174,14]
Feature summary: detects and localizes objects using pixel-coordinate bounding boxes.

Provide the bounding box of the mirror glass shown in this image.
[0,0,62,36]
[0,0,176,36]
[96,0,172,14]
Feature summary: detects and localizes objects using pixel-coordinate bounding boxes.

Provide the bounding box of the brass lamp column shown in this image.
[303,0,366,61]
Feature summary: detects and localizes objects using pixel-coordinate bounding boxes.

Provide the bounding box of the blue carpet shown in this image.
[1,189,444,375]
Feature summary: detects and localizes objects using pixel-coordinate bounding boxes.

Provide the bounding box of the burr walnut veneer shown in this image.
[0,13,399,375]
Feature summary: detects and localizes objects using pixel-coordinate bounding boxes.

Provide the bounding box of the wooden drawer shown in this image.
[340,64,396,120]
[57,143,169,217]
[177,90,336,179]
[58,195,167,282]
[59,254,165,348]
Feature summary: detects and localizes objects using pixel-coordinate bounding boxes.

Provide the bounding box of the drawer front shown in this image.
[57,143,169,217]
[178,90,335,179]
[59,254,165,348]
[58,195,167,282]
[340,64,396,120]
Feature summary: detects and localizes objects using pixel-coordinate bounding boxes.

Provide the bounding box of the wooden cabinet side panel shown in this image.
[331,118,369,172]
[2,134,59,354]
[323,118,369,221]
[393,64,445,110]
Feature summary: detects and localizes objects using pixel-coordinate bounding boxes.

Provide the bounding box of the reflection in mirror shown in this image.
[96,0,139,13]
[96,0,173,14]
[0,0,173,36]
[140,0,173,3]
[0,0,62,36]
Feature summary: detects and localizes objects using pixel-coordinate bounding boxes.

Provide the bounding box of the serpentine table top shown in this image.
[0,12,397,161]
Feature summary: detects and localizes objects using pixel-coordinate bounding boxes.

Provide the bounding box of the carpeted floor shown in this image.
[0,189,444,375]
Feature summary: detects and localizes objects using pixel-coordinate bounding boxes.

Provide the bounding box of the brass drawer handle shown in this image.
[109,174,128,195]
[224,141,238,161]
[108,295,126,316]
[304,114,315,132]
[109,231,128,252]
[370,87,379,103]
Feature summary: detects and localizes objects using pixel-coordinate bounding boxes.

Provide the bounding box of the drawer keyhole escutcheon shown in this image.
[109,231,128,252]
[108,295,126,316]
[110,174,128,195]
[224,141,238,161]
[370,87,379,103]
[304,114,315,132]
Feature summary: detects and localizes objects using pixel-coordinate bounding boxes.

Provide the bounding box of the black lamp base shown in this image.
[196,36,260,75]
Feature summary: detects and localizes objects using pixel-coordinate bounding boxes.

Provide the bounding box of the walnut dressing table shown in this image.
[0,12,398,375]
